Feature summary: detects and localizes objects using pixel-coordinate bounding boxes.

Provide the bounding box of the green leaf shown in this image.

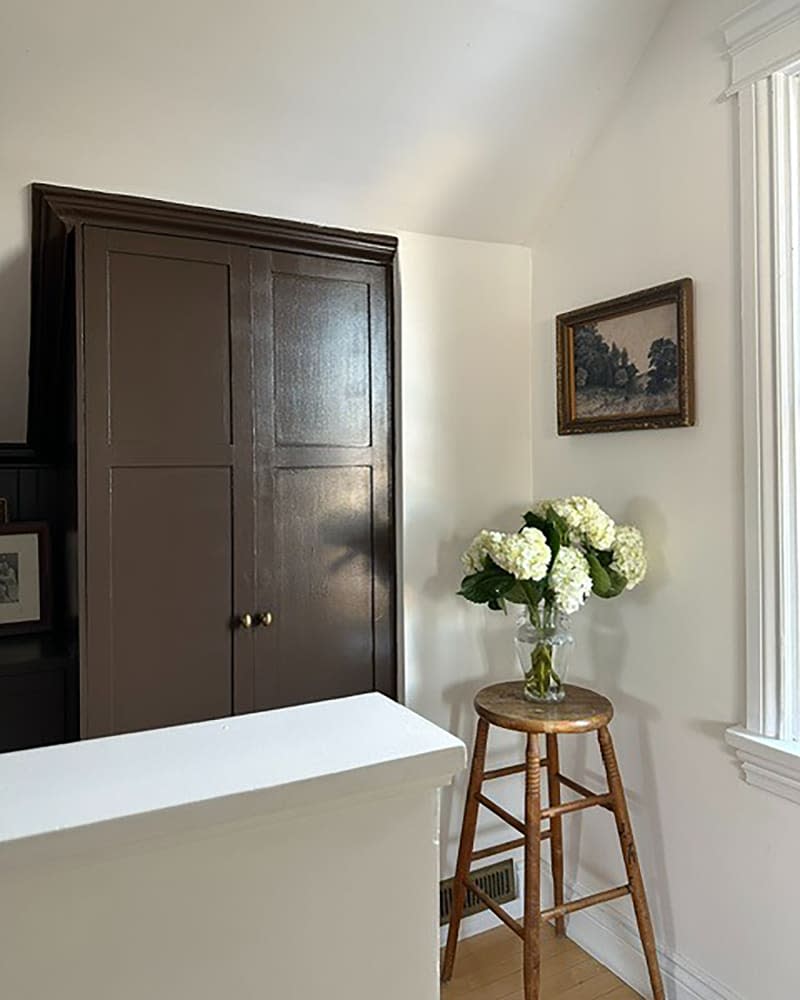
[505,581,529,605]
[521,579,546,606]
[457,559,517,609]
[506,579,545,608]
[604,568,628,598]
[585,549,612,596]
[546,507,570,542]
[585,549,627,599]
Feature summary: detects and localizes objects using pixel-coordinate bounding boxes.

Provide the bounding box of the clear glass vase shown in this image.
[514,606,573,703]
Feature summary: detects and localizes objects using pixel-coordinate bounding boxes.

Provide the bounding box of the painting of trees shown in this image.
[570,321,679,417]
[557,278,694,433]
[573,323,639,394]
[646,337,678,394]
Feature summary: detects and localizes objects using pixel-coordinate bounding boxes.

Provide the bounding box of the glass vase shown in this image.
[514,606,573,703]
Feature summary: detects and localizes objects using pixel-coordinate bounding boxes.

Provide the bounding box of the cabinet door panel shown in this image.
[108,253,232,448]
[82,228,255,737]
[253,251,395,710]
[268,466,374,706]
[109,467,233,734]
[273,273,371,447]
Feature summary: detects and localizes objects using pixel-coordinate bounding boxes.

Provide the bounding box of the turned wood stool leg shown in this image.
[597,726,665,1000]
[523,732,542,1000]
[441,717,490,983]
[545,733,566,937]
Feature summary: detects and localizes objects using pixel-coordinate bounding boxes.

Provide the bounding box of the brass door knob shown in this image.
[258,611,273,627]
[239,613,254,629]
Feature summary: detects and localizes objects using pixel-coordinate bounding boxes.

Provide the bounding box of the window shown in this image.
[724,0,800,803]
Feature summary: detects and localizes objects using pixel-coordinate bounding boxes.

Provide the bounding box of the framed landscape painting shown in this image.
[556,278,694,434]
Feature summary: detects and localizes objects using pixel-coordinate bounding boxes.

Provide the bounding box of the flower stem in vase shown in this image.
[528,642,555,700]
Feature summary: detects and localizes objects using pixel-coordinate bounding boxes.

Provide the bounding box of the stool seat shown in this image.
[474,682,613,734]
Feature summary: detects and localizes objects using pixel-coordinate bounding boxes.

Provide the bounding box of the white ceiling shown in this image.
[3,0,671,245]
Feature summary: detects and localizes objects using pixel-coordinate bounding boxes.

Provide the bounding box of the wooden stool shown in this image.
[441,682,664,1000]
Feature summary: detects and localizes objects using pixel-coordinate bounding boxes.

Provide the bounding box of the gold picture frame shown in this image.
[556,278,695,435]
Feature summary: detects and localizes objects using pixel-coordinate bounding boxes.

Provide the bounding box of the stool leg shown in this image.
[523,732,542,1000]
[598,726,665,1000]
[441,717,489,983]
[545,733,566,937]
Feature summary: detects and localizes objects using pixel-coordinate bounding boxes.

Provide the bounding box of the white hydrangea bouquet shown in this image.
[458,497,646,702]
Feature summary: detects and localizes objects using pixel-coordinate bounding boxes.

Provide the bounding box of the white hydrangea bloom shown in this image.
[549,545,592,614]
[610,525,647,589]
[461,527,551,582]
[461,529,494,573]
[486,527,550,582]
[538,496,616,551]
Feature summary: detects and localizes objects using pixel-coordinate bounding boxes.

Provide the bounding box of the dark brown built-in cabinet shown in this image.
[2,185,397,745]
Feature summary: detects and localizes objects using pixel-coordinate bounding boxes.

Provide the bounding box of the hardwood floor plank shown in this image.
[442,924,641,1000]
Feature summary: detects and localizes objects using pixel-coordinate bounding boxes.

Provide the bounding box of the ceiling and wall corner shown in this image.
[1,0,669,441]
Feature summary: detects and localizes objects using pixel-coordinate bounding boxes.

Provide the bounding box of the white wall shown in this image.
[530,1,800,998]
[397,233,533,877]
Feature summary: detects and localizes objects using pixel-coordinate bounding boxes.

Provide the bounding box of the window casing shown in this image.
[724,0,800,803]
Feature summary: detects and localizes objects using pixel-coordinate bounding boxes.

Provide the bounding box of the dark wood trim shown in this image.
[31,184,398,264]
[26,189,77,461]
[0,445,39,464]
[376,257,398,701]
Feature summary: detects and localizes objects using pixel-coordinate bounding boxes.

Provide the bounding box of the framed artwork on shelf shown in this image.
[0,521,52,635]
[556,277,694,434]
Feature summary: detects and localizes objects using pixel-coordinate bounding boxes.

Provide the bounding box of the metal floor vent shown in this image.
[439,858,517,925]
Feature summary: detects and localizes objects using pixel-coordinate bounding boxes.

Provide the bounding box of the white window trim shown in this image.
[724,0,800,803]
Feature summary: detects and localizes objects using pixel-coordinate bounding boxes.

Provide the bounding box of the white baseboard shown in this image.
[440,858,744,1000]
[537,859,744,1000]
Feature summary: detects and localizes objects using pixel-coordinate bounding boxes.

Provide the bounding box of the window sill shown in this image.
[726,726,800,805]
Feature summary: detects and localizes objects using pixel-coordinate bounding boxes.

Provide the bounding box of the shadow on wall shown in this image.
[425,506,533,865]
[565,496,675,952]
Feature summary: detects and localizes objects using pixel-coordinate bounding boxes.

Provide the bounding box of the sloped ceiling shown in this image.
[3,0,671,245]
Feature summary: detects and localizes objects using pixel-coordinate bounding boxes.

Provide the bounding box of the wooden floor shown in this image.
[442,925,641,1000]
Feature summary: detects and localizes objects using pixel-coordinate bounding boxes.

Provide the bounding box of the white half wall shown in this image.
[530,1,800,998]
[1,789,445,1000]
[0,695,464,1000]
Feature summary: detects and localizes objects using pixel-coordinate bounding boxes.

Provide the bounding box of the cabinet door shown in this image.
[81,227,256,737]
[251,251,395,709]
